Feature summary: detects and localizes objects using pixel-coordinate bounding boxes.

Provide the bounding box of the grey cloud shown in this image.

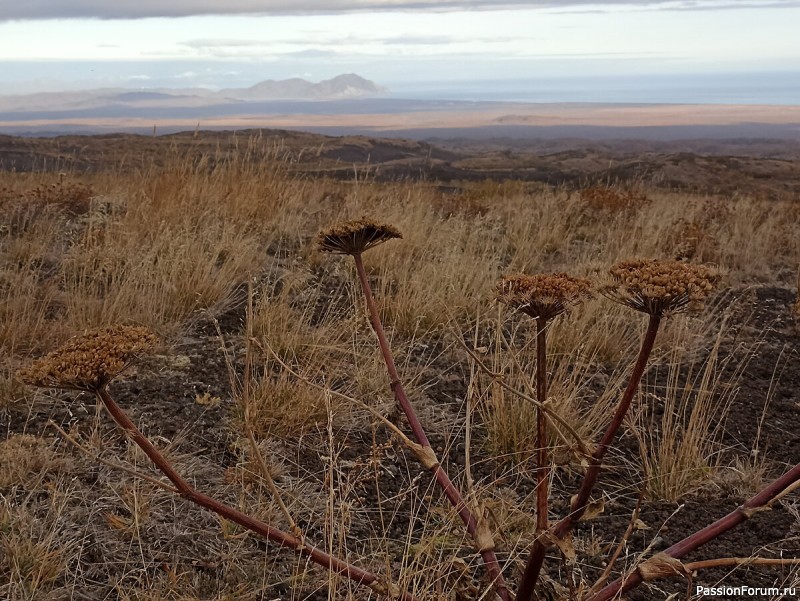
[281,49,339,58]
[664,0,800,9]
[179,39,341,60]
[381,34,456,45]
[181,34,524,52]
[3,0,531,20]
[183,39,269,49]
[546,0,800,11]
[380,34,524,45]
[3,0,798,20]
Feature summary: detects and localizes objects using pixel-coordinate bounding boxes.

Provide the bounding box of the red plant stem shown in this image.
[352,253,512,601]
[535,317,550,537]
[517,313,662,601]
[520,317,552,601]
[588,460,800,601]
[95,387,417,601]
[353,253,429,446]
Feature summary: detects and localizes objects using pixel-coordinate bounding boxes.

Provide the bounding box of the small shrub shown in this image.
[664,217,720,261]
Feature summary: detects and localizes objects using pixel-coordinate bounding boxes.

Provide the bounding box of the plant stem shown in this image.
[517,313,661,601]
[352,253,512,601]
[454,333,590,456]
[535,317,550,537]
[49,420,179,494]
[521,317,552,601]
[685,557,800,571]
[587,460,800,601]
[560,313,662,530]
[95,386,417,601]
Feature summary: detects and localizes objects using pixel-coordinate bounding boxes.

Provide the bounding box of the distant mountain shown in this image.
[0,74,388,113]
[225,74,387,100]
[311,74,387,99]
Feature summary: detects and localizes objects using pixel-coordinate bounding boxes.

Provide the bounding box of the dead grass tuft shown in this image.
[579,185,648,213]
[0,531,65,597]
[0,370,27,411]
[632,320,744,501]
[0,435,72,489]
[665,217,721,262]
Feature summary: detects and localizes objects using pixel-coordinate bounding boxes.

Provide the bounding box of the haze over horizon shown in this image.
[1,1,798,104]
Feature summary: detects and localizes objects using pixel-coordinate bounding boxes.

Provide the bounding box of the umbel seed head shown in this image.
[317,218,402,255]
[18,325,156,392]
[602,258,718,316]
[496,273,592,321]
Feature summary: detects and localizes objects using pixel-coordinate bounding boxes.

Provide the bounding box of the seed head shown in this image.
[601,259,718,316]
[496,273,592,321]
[18,325,156,391]
[316,218,402,255]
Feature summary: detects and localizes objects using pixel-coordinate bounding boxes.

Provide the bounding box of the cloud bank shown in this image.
[3,0,798,20]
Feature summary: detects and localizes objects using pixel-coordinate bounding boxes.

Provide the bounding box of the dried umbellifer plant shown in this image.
[512,259,800,600]
[317,217,512,601]
[581,261,800,600]
[496,272,592,590]
[18,325,416,601]
[18,257,800,601]
[517,258,720,600]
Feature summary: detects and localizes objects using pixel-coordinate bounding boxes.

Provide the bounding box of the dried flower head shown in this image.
[18,325,156,391]
[496,273,592,320]
[316,218,402,255]
[602,259,718,316]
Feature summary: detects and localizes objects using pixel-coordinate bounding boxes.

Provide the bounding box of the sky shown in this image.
[0,0,799,97]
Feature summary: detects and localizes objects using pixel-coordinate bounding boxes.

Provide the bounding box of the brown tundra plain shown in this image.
[1,131,800,601]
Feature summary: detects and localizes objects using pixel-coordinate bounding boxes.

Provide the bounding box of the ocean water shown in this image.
[390,72,800,105]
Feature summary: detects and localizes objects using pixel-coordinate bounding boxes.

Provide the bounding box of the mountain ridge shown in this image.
[0,74,387,112]
[228,73,386,100]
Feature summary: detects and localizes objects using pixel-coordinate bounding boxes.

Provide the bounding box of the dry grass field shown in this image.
[1,132,799,600]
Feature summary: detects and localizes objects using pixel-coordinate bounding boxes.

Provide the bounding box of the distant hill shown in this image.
[1,128,799,199]
[228,74,387,100]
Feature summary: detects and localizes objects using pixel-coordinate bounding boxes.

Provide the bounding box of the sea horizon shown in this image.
[389,71,800,106]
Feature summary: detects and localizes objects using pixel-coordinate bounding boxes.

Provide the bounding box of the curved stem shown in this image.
[517,313,661,601]
[95,387,417,601]
[352,253,512,601]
